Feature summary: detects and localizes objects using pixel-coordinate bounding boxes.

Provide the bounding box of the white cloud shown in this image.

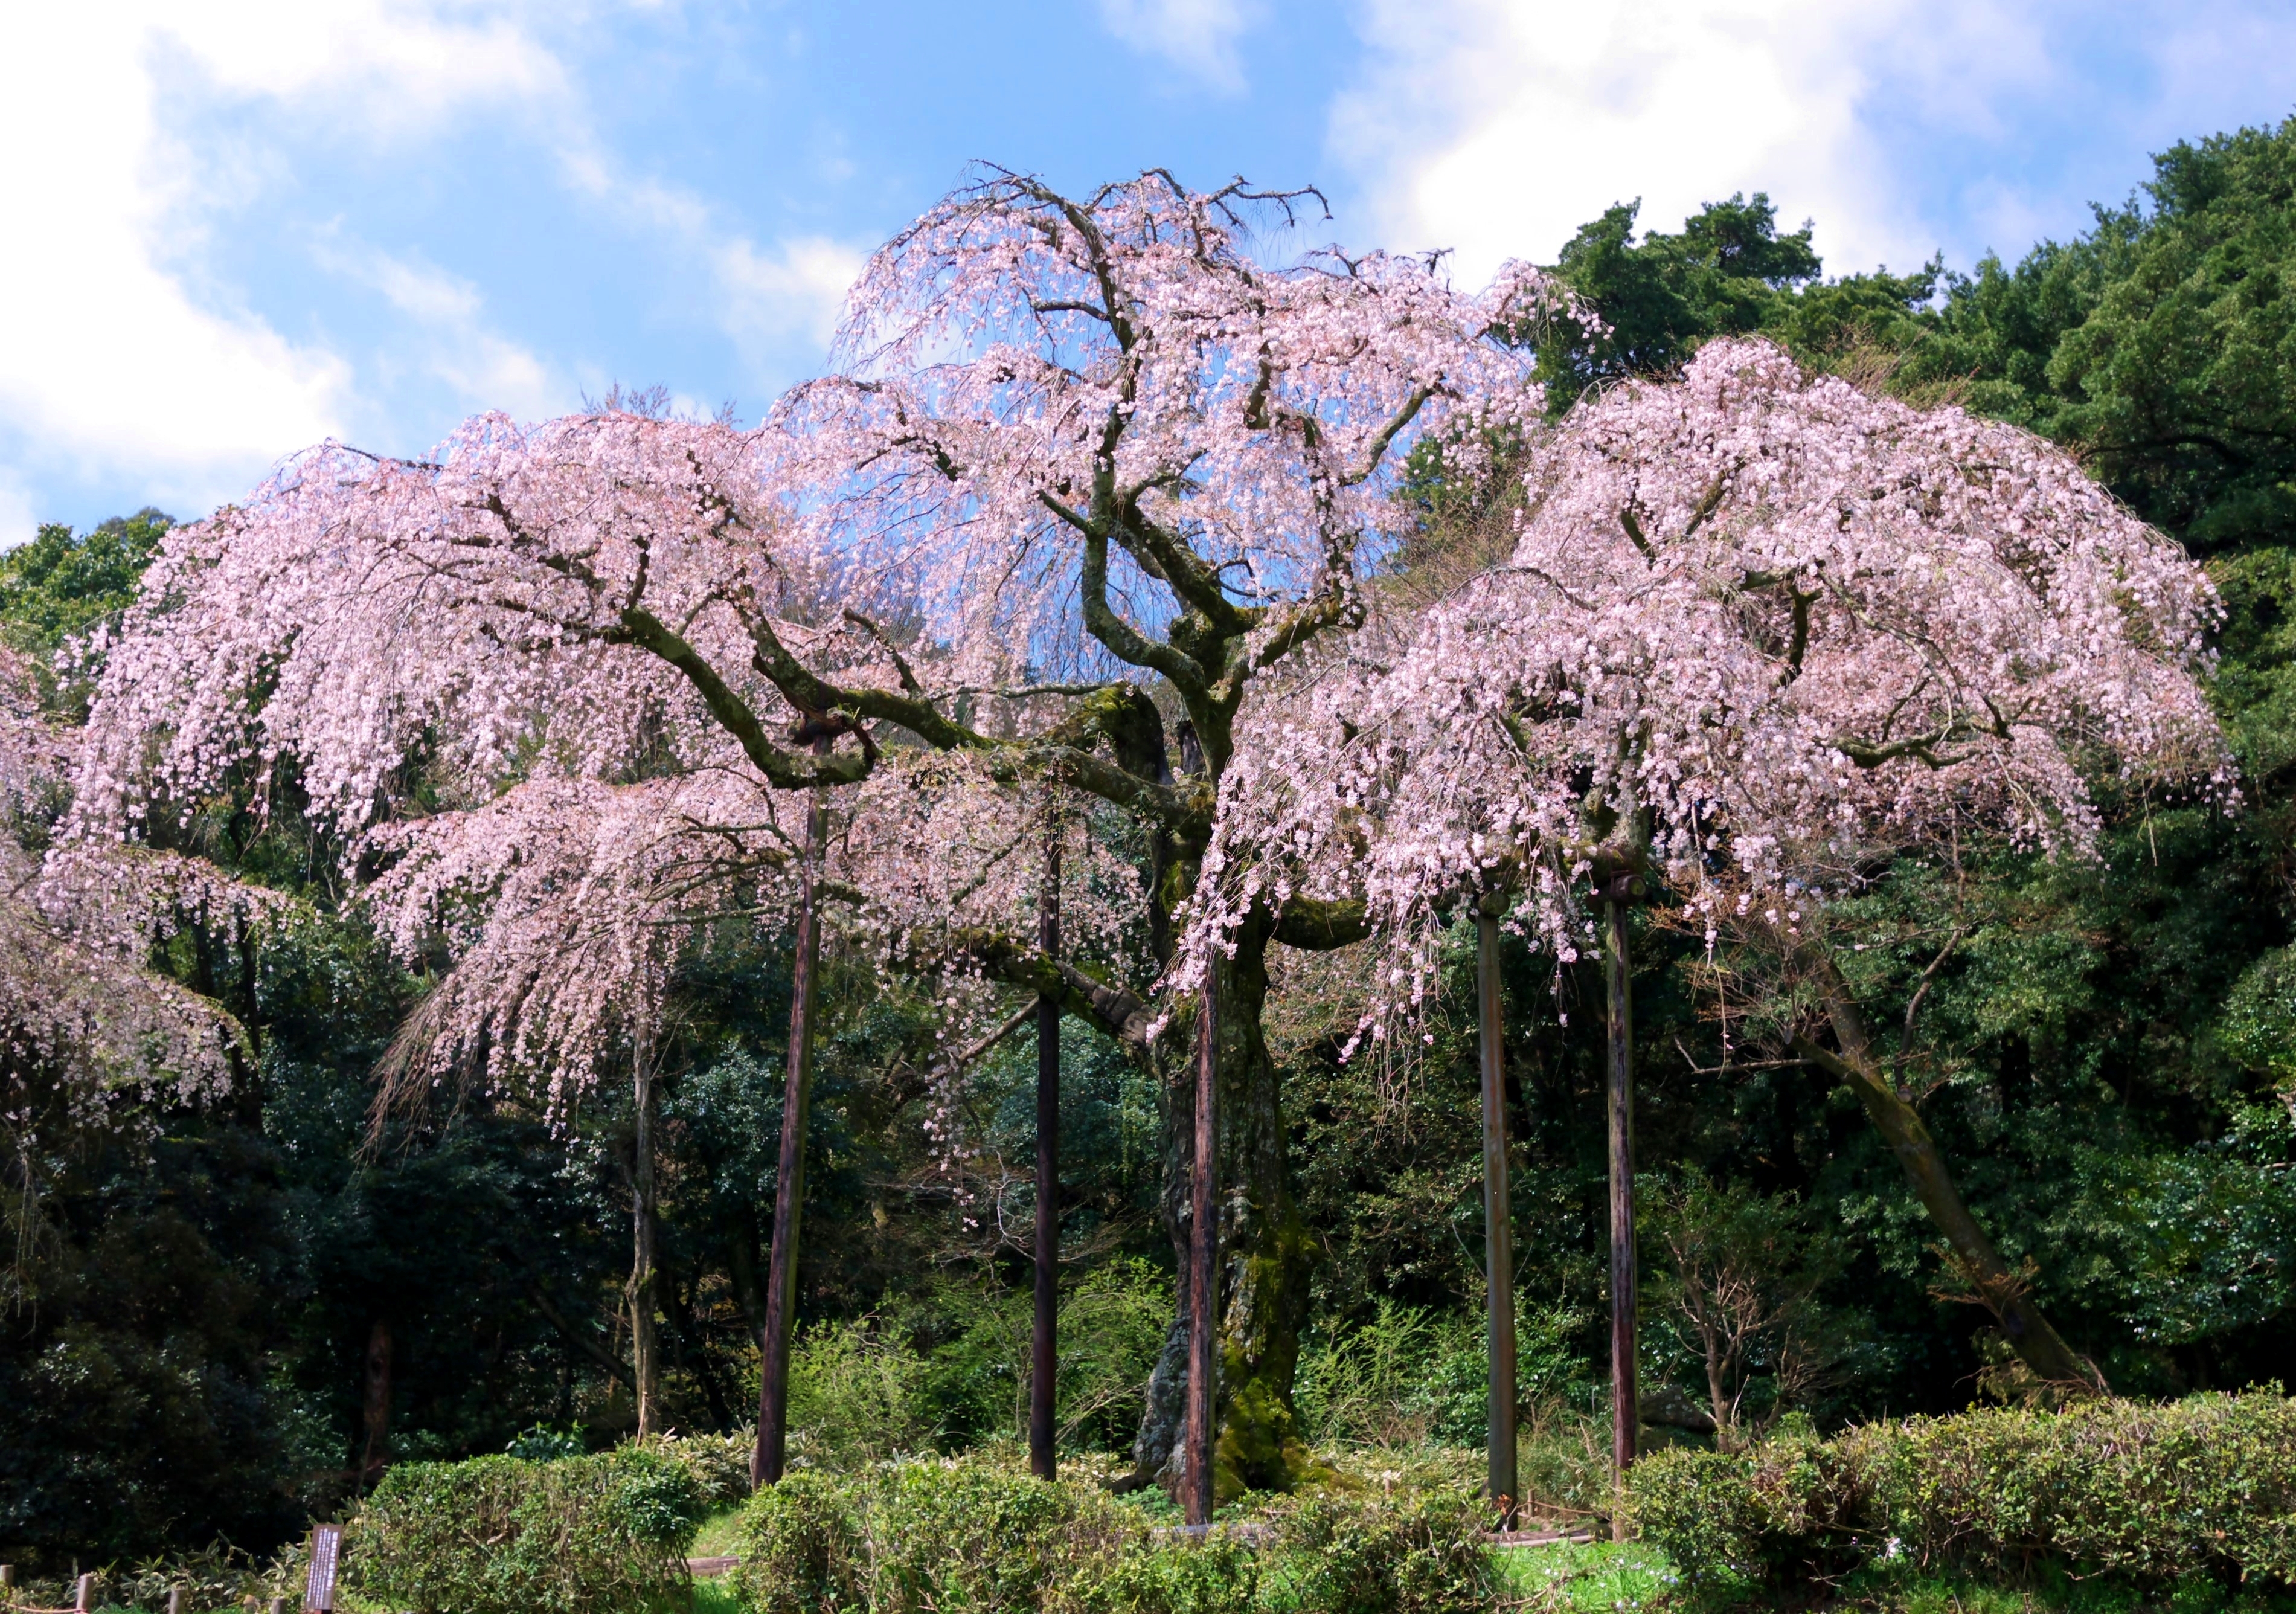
[310,238,558,420]
[1097,0,1263,94]
[559,162,865,382]
[713,236,867,354]
[1332,0,1931,280]
[0,472,39,554]
[1333,0,2296,285]
[0,3,566,517]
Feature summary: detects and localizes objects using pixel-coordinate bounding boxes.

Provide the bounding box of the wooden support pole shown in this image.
[1603,875,1640,1539]
[1477,908,1518,1526]
[75,1574,93,1614]
[168,1586,187,1614]
[754,735,831,1488]
[1029,820,1062,1482]
[1183,987,1219,1528]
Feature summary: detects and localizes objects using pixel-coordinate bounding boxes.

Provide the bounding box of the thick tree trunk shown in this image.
[754,754,829,1488]
[1603,884,1637,1540]
[1794,958,2102,1394]
[1477,910,1518,1525]
[1030,830,1061,1482]
[629,1051,661,1439]
[1131,922,1315,1503]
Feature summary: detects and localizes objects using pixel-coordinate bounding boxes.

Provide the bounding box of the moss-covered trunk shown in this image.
[1130,919,1315,1500]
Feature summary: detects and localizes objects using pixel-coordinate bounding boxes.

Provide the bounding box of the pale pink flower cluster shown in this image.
[0,649,252,1127]
[66,170,1559,1134]
[1196,339,2232,1038]
[74,413,832,841]
[771,169,1560,689]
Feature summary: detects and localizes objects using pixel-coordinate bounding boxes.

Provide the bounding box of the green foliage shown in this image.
[350,1447,704,1614]
[1494,1538,1676,1613]
[1537,194,1827,398]
[2220,946,2296,1084]
[505,1423,589,1461]
[788,1317,936,1467]
[1631,1393,2296,1598]
[1645,1174,1847,1444]
[1247,1488,1498,1613]
[0,509,169,653]
[735,1458,1493,1614]
[786,1259,1173,1465]
[660,1431,757,1508]
[1295,1297,1585,1448]
[737,1468,870,1612]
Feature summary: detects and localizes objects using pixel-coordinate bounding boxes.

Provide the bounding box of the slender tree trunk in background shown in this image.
[754,741,830,1489]
[1030,821,1062,1482]
[629,1047,662,1439]
[360,1319,392,1487]
[1603,879,1638,1540]
[1184,988,1218,1529]
[1477,909,1518,1526]
[1794,958,2102,1394]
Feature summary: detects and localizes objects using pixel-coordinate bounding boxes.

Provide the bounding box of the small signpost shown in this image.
[303,1525,342,1614]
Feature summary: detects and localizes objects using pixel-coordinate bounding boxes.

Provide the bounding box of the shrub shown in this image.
[1627,1426,1862,1592]
[1295,1298,1584,1450]
[350,1445,705,1614]
[733,1457,1494,1613]
[1254,1488,1497,1613]
[1846,1392,2296,1583]
[789,1317,934,1467]
[661,1429,756,1508]
[1629,1392,2296,1598]
[737,1469,868,1614]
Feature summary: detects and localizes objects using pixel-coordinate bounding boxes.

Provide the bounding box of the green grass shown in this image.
[688,1575,746,1614]
[1495,1538,1676,1612]
[1825,1561,2296,1614]
[690,1504,746,1560]
[1488,1540,2296,1614]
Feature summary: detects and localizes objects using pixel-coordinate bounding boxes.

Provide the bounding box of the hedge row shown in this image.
[348,1446,706,1614]
[737,1457,1495,1614]
[1630,1392,2296,1596]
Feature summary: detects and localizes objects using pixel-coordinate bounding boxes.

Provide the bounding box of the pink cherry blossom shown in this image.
[1195,338,2231,1040]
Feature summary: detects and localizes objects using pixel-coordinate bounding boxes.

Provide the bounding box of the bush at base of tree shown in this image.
[1630,1392,2296,1598]
[348,1447,705,1614]
[734,1456,1495,1614]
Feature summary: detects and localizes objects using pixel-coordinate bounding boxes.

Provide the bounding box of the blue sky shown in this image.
[6,0,2295,538]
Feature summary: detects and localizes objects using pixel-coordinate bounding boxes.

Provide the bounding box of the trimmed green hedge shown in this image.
[735,1457,1493,1614]
[1630,1392,2296,1596]
[349,1447,706,1614]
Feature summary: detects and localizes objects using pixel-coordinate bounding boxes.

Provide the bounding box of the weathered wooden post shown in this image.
[167,1586,187,1614]
[1029,810,1062,1482]
[1183,988,1219,1529]
[1477,904,1518,1526]
[74,1575,93,1614]
[1602,870,1641,1540]
[754,732,832,1487]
